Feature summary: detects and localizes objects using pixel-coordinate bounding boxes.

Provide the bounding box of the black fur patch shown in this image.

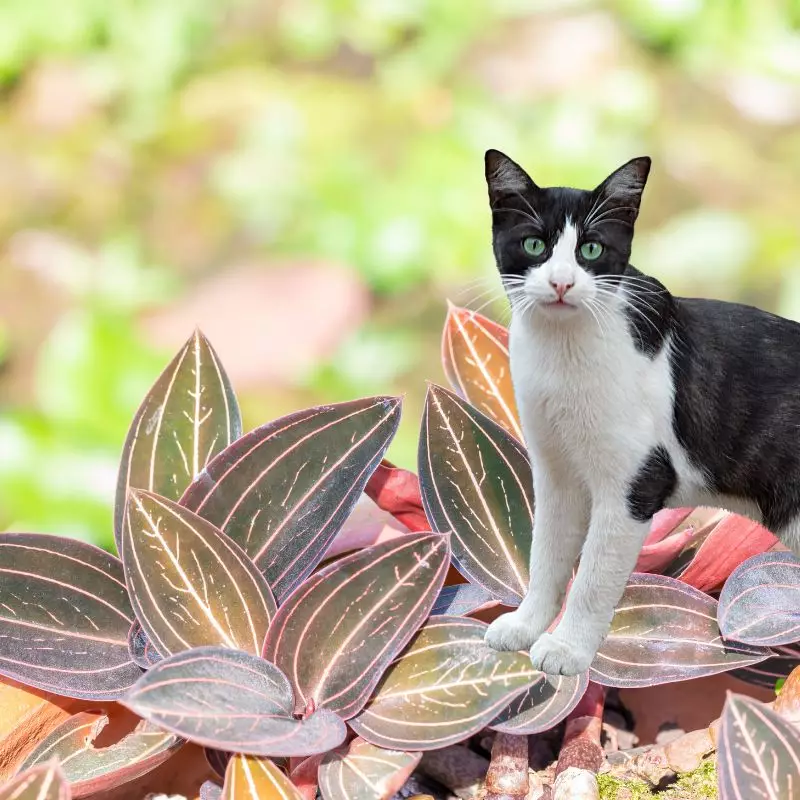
[670,298,800,533]
[620,267,674,357]
[627,446,677,522]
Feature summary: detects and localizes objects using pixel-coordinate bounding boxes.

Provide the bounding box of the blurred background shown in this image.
[1,0,800,550]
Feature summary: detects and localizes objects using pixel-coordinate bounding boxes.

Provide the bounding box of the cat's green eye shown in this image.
[580,242,603,260]
[522,237,546,257]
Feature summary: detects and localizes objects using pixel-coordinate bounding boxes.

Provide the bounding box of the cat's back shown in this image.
[673,296,800,385]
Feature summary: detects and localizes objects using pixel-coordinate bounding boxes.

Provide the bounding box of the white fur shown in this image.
[485,223,721,675]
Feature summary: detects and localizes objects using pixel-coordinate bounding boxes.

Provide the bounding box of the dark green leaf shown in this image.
[590,574,769,688]
[114,330,241,554]
[0,762,69,800]
[205,749,232,781]
[319,738,421,800]
[263,533,449,719]
[128,620,162,668]
[431,583,497,617]
[0,533,140,699]
[419,384,531,606]
[718,552,800,647]
[350,616,539,750]
[121,646,346,757]
[490,671,589,735]
[731,643,800,689]
[123,489,276,657]
[222,754,304,799]
[718,693,800,799]
[181,397,401,601]
[18,711,180,798]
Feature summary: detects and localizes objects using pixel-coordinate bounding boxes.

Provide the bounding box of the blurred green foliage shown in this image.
[1,0,800,548]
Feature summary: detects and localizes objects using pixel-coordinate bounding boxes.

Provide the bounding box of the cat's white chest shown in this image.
[508,310,676,483]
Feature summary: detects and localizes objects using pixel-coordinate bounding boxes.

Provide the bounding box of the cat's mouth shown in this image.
[542,299,579,311]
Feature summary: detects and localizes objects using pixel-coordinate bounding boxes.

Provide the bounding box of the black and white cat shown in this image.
[482,149,800,676]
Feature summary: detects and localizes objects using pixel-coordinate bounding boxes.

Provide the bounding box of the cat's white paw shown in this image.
[529,632,593,676]
[484,610,543,652]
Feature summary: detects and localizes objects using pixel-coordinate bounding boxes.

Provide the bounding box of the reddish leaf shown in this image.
[0,533,140,699]
[441,304,523,441]
[635,507,697,573]
[635,526,697,574]
[263,534,449,719]
[718,552,800,646]
[676,512,778,593]
[637,507,777,592]
[364,460,429,533]
[181,397,401,601]
[643,508,694,546]
[717,693,800,799]
[590,573,769,688]
[318,738,421,800]
[325,494,410,561]
[18,711,180,798]
[289,755,324,800]
[1,762,70,800]
[114,330,241,554]
[121,646,346,757]
[123,490,276,657]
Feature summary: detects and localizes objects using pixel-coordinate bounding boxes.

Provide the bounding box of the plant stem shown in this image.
[483,732,530,800]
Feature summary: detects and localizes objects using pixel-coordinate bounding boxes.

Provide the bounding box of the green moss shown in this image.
[596,760,717,800]
[663,759,717,799]
[597,773,654,799]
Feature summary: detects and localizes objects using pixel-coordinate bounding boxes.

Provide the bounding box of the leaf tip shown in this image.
[382,395,404,411]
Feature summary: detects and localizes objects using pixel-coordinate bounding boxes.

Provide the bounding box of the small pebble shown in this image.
[552,767,599,800]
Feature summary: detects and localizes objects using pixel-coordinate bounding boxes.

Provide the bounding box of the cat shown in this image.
[481,149,800,676]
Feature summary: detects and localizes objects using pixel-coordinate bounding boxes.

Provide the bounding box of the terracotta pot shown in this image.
[0,678,84,780]
[0,677,215,798]
[619,672,774,744]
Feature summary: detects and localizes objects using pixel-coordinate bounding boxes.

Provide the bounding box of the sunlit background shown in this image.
[1,0,800,550]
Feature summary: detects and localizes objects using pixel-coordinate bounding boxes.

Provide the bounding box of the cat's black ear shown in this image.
[595,157,651,208]
[485,149,537,204]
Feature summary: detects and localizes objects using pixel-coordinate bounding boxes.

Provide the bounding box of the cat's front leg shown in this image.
[485,466,589,652]
[528,494,651,676]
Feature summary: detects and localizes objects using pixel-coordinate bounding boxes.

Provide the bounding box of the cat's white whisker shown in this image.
[582,297,610,346]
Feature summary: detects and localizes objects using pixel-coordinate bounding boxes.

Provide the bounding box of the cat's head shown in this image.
[485,150,650,321]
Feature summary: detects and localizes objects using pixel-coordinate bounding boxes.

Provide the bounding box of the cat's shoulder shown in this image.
[672,295,800,381]
[674,295,800,338]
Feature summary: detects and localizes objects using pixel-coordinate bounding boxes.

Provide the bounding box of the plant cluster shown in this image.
[3,306,800,799]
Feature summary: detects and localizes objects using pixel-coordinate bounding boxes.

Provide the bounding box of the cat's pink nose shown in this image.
[550,280,574,299]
